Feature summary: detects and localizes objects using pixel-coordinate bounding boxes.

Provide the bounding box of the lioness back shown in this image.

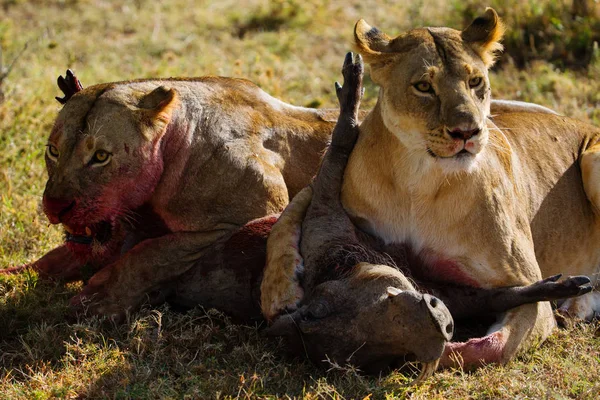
[491,112,600,281]
[48,76,336,237]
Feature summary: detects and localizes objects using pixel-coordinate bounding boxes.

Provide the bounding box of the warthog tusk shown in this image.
[410,359,440,385]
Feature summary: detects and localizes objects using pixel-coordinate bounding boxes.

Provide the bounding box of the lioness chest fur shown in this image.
[343,111,600,288]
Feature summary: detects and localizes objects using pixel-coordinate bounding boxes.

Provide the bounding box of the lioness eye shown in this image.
[92,150,111,164]
[414,81,433,93]
[469,76,483,88]
[46,145,59,159]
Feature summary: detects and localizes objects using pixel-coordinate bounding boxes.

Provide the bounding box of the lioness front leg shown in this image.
[71,228,232,319]
[441,298,555,368]
[261,187,312,321]
[1,243,121,282]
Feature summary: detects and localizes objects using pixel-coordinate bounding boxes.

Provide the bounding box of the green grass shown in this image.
[1,0,600,398]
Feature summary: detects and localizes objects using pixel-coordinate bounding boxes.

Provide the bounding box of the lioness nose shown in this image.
[447,127,480,141]
[423,294,454,341]
[43,197,76,224]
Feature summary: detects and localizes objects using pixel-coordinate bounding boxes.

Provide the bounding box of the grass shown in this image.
[1,0,599,398]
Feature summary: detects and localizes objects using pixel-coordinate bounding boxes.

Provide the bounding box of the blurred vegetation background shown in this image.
[1,0,599,398]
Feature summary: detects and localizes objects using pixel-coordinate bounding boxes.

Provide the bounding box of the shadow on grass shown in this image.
[4,270,596,398]
[0,273,381,397]
[0,272,80,372]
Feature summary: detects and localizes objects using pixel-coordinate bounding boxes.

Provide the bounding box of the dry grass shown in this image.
[1,0,599,398]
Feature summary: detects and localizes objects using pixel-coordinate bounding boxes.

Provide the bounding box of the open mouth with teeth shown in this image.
[64,221,113,246]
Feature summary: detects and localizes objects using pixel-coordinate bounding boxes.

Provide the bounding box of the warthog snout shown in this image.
[383,288,453,363]
[422,293,454,341]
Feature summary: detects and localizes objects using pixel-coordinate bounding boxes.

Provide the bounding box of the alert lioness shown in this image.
[262,9,600,367]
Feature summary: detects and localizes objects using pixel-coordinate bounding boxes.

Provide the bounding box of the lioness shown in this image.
[264,53,590,378]
[261,9,600,367]
[5,71,341,317]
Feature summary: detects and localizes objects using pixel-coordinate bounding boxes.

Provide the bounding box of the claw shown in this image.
[354,53,364,74]
[335,81,342,94]
[343,51,353,69]
[543,273,562,283]
[565,275,591,287]
[580,286,593,295]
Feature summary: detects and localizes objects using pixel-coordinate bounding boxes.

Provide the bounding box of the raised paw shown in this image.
[335,52,364,120]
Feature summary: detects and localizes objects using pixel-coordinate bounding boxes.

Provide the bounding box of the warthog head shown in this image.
[267,263,453,374]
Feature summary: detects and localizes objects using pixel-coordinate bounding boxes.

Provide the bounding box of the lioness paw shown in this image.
[69,265,132,322]
[557,291,600,322]
[261,249,304,322]
[70,291,127,323]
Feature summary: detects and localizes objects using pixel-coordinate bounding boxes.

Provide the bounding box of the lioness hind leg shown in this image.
[260,187,312,321]
[574,144,600,321]
[581,142,600,218]
[441,302,555,368]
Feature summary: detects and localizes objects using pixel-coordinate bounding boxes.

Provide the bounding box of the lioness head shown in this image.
[43,79,178,260]
[355,8,504,172]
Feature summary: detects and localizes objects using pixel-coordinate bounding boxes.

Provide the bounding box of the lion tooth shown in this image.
[64,225,74,234]
[85,227,92,236]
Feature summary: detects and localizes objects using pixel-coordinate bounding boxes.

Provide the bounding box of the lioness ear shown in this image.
[461,8,505,67]
[354,19,420,67]
[354,19,393,60]
[138,86,178,140]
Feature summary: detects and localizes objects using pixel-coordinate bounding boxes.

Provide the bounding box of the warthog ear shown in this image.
[461,8,505,67]
[137,86,179,140]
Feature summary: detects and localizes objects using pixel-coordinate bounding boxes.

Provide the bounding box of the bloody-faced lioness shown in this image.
[261,9,600,368]
[5,71,341,317]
